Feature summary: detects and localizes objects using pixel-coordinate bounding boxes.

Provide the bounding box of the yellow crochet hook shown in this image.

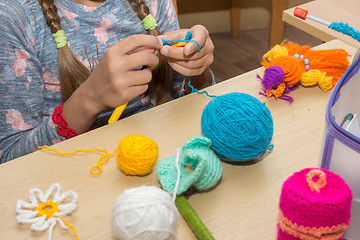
[108,65,149,124]
[108,102,128,124]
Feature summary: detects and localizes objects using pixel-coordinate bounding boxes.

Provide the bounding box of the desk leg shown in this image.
[269,0,287,47]
[231,0,241,37]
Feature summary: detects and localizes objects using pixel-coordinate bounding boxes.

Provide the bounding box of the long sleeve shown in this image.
[0,1,66,163]
[0,0,184,163]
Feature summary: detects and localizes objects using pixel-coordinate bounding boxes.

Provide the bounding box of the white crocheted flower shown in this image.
[16,183,78,240]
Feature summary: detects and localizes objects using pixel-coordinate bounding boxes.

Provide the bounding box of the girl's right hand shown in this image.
[82,34,163,114]
[62,34,163,133]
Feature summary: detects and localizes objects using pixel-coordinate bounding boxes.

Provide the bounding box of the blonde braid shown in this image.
[127,0,173,105]
[38,0,90,101]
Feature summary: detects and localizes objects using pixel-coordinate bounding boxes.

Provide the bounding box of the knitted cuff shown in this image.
[52,103,78,139]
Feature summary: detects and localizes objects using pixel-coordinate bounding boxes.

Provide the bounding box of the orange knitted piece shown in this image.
[306,169,327,193]
[278,211,349,240]
[304,49,350,85]
[266,83,286,99]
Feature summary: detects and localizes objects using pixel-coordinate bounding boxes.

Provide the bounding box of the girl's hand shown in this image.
[62,34,163,133]
[79,34,163,114]
[159,25,214,76]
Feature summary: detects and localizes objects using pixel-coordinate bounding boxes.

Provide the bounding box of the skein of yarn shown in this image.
[116,134,158,176]
[112,186,179,240]
[201,92,273,162]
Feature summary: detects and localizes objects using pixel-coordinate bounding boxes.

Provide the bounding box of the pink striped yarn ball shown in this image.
[277,168,352,240]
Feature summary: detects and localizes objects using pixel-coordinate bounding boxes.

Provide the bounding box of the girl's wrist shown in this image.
[61,87,102,134]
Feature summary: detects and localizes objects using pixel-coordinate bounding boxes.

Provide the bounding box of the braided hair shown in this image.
[38,0,173,104]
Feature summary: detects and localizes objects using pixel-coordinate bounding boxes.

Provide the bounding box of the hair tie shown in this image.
[142,14,158,31]
[52,30,68,49]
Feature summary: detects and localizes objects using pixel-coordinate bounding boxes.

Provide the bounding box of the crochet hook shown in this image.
[108,102,128,124]
[108,65,148,124]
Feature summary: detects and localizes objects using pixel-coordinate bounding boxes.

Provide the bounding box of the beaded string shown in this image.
[293,54,310,71]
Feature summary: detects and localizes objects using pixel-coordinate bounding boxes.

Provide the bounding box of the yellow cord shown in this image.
[60,218,79,240]
[37,146,117,175]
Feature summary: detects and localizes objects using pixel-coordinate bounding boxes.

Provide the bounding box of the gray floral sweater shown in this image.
[0,0,184,163]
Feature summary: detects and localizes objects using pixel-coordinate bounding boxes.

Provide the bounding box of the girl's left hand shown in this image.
[159,25,214,76]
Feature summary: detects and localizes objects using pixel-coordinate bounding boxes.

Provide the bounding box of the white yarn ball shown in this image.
[111,186,179,240]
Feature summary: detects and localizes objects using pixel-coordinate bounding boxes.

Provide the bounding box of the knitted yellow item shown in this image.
[300,69,333,91]
[116,134,158,176]
[263,45,289,62]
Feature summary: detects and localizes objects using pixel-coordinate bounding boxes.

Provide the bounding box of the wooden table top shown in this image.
[0,40,357,240]
[283,0,360,49]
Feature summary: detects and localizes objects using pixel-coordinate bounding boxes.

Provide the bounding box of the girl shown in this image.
[0,0,214,163]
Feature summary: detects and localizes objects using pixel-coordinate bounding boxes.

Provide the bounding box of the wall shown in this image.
[177,0,313,33]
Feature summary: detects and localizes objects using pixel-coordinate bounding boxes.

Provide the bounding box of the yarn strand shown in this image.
[186,76,217,98]
[173,148,181,201]
[60,218,79,240]
[37,145,116,175]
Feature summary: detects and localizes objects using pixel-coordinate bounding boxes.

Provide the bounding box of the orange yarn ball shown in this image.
[116,134,159,176]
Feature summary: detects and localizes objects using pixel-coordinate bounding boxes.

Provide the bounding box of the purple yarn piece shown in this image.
[258,66,294,103]
[284,84,298,94]
[259,91,294,103]
[257,66,285,91]
[278,95,294,103]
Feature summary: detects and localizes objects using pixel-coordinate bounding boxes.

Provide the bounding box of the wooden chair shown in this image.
[172,0,178,15]
[231,0,287,47]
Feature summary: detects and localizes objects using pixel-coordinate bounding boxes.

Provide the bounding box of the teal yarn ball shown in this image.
[201,92,273,162]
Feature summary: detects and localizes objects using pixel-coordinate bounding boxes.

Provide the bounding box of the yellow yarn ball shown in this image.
[116,134,159,176]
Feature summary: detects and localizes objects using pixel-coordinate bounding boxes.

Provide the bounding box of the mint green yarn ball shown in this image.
[201,92,273,162]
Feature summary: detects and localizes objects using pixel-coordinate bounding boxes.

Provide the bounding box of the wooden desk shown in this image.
[283,0,360,48]
[0,40,357,239]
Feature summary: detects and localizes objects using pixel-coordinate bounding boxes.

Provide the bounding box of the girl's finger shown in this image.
[112,34,163,56]
[183,25,208,56]
[160,45,206,61]
[123,68,153,87]
[167,61,207,76]
[123,50,160,70]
